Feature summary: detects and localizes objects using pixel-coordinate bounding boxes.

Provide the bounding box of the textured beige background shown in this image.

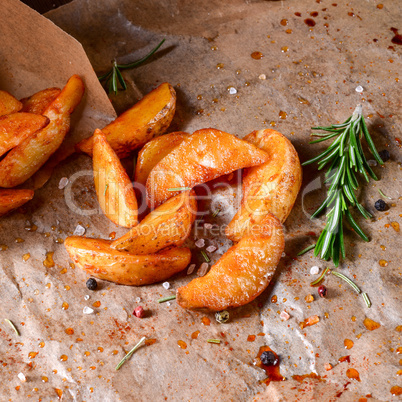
[0,0,401,400]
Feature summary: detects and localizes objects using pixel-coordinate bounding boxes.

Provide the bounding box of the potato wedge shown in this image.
[0,90,22,116]
[21,87,61,115]
[111,190,197,254]
[177,214,284,311]
[135,131,189,186]
[225,129,302,242]
[0,75,84,188]
[76,82,176,158]
[0,113,49,158]
[93,129,138,228]
[146,128,269,208]
[65,236,191,286]
[0,189,34,216]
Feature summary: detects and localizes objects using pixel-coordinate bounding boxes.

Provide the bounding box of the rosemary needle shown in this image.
[167,187,192,192]
[331,271,361,294]
[201,250,210,263]
[378,189,391,200]
[362,292,372,308]
[297,244,316,256]
[115,337,146,370]
[207,339,221,344]
[158,295,176,303]
[310,267,330,286]
[4,319,19,336]
[212,209,221,218]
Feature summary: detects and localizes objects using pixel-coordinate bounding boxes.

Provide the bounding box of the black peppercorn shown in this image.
[378,150,390,163]
[260,351,278,366]
[86,278,98,290]
[318,285,327,298]
[374,199,387,212]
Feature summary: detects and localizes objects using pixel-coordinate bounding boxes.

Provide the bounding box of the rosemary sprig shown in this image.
[303,105,383,266]
[115,336,146,370]
[158,295,176,303]
[4,319,19,336]
[99,39,165,95]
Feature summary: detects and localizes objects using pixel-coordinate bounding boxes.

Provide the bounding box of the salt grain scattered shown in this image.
[195,239,205,248]
[83,307,94,315]
[204,223,213,230]
[368,159,377,166]
[84,295,90,301]
[166,302,171,307]
[280,311,290,321]
[310,266,320,275]
[73,224,86,236]
[187,264,196,275]
[281,252,286,258]
[18,373,26,382]
[206,245,217,253]
[197,262,209,277]
[58,177,69,189]
[259,74,266,80]
[355,85,364,93]
[162,282,170,290]
[228,87,237,95]
[135,297,141,303]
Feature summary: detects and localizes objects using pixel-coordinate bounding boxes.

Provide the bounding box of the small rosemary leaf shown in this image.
[158,295,176,303]
[207,339,221,344]
[297,244,316,256]
[331,271,361,294]
[201,250,210,263]
[4,319,19,336]
[98,69,113,81]
[212,209,221,218]
[361,116,384,165]
[167,187,192,192]
[115,67,127,91]
[310,267,330,286]
[115,337,146,371]
[345,209,369,242]
[362,292,372,308]
[378,189,391,200]
[111,67,118,94]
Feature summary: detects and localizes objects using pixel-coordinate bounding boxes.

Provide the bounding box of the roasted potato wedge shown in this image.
[146,128,269,208]
[65,236,191,286]
[177,214,284,311]
[111,190,197,254]
[21,87,61,115]
[0,90,22,116]
[93,129,138,228]
[135,131,189,186]
[226,129,302,242]
[0,75,84,188]
[0,189,34,216]
[76,82,176,158]
[0,113,49,158]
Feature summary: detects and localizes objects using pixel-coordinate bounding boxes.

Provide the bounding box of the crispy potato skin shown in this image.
[0,75,84,188]
[65,236,191,286]
[111,190,197,254]
[0,113,49,158]
[93,129,138,228]
[177,214,284,311]
[0,90,22,116]
[0,189,34,216]
[76,82,176,158]
[146,128,269,208]
[20,87,61,115]
[225,129,302,242]
[135,132,189,186]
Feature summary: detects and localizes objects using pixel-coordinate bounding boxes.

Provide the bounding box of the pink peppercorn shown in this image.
[133,306,145,318]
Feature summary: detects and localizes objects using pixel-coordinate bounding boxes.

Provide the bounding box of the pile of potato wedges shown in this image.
[65,81,303,311]
[0,75,84,215]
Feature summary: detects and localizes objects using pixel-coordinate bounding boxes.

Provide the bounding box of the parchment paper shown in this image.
[0,0,401,401]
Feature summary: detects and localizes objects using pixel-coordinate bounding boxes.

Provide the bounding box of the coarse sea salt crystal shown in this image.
[368,159,377,167]
[84,295,90,301]
[197,262,209,277]
[259,74,266,80]
[310,266,320,275]
[206,245,217,253]
[162,282,170,290]
[281,252,286,257]
[83,307,94,315]
[73,224,86,236]
[135,297,141,303]
[166,302,171,307]
[228,87,237,95]
[58,177,69,189]
[204,223,213,230]
[187,264,196,275]
[195,239,205,248]
[280,311,290,321]
[18,373,26,382]
[355,85,364,93]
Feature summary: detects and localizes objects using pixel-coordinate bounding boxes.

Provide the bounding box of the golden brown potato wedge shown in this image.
[76,82,176,158]
[0,90,22,116]
[93,129,138,228]
[146,128,269,208]
[225,129,302,242]
[111,190,197,254]
[0,189,34,216]
[65,236,191,286]
[0,113,49,158]
[20,87,61,115]
[135,131,189,186]
[0,75,84,188]
[177,213,284,311]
